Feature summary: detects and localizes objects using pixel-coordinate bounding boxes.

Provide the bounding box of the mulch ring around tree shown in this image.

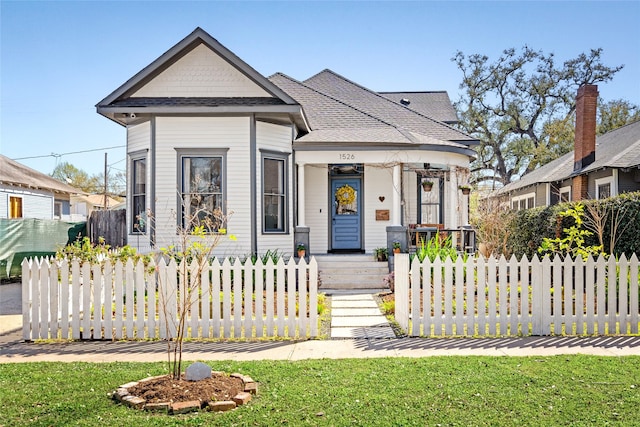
[112,371,258,415]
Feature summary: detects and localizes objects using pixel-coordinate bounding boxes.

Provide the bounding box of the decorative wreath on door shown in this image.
[335,184,356,205]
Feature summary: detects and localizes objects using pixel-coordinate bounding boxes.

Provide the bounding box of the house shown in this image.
[496,85,640,210]
[0,154,82,220]
[96,28,477,257]
[70,194,122,219]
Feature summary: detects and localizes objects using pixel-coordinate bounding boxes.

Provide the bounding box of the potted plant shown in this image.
[296,243,306,258]
[374,247,388,261]
[459,185,472,195]
[421,180,434,192]
[392,240,402,254]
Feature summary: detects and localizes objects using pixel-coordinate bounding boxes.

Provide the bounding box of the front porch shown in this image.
[293,152,473,258]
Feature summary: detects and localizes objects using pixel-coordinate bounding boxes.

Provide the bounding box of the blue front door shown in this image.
[331,178,361,250]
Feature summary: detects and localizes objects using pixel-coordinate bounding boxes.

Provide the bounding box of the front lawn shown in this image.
[1,356,638,426]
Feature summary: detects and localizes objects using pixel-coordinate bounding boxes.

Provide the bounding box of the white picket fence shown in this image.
[22,256,318,341]
[394,253,640,337]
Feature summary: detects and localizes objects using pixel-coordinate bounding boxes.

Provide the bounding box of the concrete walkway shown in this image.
[330,291,395,338]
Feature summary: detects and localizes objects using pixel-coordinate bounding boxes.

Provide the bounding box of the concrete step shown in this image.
[315,254,390,290]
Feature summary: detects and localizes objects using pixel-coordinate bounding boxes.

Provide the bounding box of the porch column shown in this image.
[297,162,306,227]
[392,163,401,226]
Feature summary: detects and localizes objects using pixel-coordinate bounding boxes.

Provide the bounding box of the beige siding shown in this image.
[256,121,294,255]
[153,116,251,255]
[363,165,393,252]
[305,165,329,253]
[132,44,272,98]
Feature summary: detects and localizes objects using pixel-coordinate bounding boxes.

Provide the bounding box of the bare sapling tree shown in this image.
[583,199,632,256]
[153,188,232,379]
[471,196,514,257]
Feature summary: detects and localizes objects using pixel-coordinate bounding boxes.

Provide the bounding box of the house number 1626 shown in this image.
[339,153,355,160]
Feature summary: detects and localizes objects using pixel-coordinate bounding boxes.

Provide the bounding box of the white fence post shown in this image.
[394,254,410,332]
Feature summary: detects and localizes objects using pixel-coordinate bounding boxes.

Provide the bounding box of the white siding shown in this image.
[256,121,294,255]
[128,121,151,154]
[363,165,392,252]
[305,165,329,253]
[0,192,7,218]
[153,116,251,256]
[402,169,419,225]
[0,186,53,219]
[132,44,272,98]
[127,121,151,245]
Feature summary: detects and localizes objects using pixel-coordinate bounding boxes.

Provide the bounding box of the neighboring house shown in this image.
[70,194,122,219]
[96,27,478,256]
[497,85,640,210]
[0,155,82,220]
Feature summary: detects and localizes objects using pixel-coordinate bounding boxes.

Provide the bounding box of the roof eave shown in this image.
[293,142,476,158]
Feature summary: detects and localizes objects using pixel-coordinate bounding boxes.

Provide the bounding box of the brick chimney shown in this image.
[572,84,598,200]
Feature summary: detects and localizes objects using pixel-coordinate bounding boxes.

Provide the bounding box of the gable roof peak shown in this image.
[97,27,298,111]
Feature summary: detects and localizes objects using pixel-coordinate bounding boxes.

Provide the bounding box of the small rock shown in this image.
[230,373,244,379]
[123,395,146,409]
[171,400,202,414]
[185,362,212,381]
[208,400,237,412]
[232,391,251,406]
[244,381,258,394]
[113,388,129,402]
[242,375,254,383]
[144,402,170,412]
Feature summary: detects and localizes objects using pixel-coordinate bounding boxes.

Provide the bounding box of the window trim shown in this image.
[595,175,616,200]
[559,185,572,203]
[130,151,148,234]
[511,192,536,211]
[261,151,289,234]
[176,148,228,233]
[9,195,23,218]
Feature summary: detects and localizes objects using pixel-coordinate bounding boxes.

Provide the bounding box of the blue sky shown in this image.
[2,1,639,178]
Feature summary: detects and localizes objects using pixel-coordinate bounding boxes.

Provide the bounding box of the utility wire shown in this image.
[13,145,125,161]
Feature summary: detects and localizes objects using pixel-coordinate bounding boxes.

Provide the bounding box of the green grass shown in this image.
[1,356,639,426]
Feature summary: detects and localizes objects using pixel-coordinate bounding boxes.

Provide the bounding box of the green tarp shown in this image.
[0,219,86,280]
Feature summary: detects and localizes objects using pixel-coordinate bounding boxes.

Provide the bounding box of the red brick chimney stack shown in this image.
[572,84,598,201]
[573,84,598,171]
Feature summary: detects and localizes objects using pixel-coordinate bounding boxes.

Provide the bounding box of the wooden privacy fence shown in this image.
[394,254,640,337]
[22,256,318,341]
[88,210,127,247]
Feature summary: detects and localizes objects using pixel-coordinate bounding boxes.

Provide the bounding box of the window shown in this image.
[179,151,226,232]
[511,193,535,211]
[595,176,615,200]
[54,202,62,218]
[418,176,442,224]
[262,155,287,233]
[559,186,571,203]
[9,196,22,218]
[131,156,146,233]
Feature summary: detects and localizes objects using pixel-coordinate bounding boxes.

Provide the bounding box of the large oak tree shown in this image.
[453,47,624,188]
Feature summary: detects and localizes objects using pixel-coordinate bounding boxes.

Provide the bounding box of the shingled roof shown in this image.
[0,155,82,195]
[497,120,640,194]
[378,91,459,124]
[269,71,477,156]
[301,69,476,145]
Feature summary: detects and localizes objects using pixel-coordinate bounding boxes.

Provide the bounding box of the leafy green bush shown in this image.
[538,203,603,260]
[505,192,640,259]
[412,234,461,262]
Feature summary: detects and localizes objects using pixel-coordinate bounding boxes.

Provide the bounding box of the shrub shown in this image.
[503,192,640,259]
